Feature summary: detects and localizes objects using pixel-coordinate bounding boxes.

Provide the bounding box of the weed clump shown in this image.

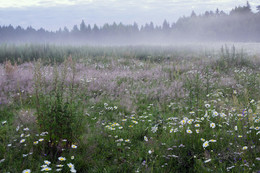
[33,58,84,157]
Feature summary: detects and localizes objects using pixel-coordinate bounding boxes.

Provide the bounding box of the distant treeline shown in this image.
[1,2,260,44]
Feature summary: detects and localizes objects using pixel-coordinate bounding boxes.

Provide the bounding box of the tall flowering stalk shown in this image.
[33,58,83,157]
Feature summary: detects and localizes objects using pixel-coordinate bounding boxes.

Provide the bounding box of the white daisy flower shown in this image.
[71,144,77,149]
[186,129,192,134]
[22,169,31,173]
[44,160,51,165]
[20,139,26,143]
[242,146,248,150]
[195,124,200,127]
[210,123,216,128]
[67,163,75,168]
[203,141,209,148]
[212,111,218,117]
[41,167,52,171]
[58,157,66,161]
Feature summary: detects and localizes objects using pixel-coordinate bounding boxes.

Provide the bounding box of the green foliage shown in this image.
[216,45,252,73]
[0,45,259,172]
[33,59,84,157]
[183,71,204,112]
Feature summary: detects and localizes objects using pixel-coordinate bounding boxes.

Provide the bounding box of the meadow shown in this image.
[0,44,259,172]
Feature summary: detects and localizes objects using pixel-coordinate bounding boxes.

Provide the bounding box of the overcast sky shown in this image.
[0,0,258,31]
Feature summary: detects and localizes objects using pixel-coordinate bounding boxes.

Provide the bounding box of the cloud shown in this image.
[0,0,256,10]
[0,0,94,8]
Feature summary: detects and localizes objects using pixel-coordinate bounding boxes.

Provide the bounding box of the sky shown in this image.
[0,0,259,31]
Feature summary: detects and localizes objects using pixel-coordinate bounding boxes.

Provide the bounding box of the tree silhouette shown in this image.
[0,2,259,43]
[80,20,87,32]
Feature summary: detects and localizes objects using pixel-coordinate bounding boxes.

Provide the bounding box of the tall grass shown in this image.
[0,44,259,172]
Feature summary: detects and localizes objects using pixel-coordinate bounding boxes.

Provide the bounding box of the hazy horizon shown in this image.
[0,0,258,31]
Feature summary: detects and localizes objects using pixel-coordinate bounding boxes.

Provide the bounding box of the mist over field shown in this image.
[0,2,260,45]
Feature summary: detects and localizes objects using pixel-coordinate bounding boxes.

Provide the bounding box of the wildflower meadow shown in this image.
[0,44,259,172]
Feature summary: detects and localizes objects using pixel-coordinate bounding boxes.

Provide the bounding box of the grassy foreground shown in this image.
[0,45,259,172]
